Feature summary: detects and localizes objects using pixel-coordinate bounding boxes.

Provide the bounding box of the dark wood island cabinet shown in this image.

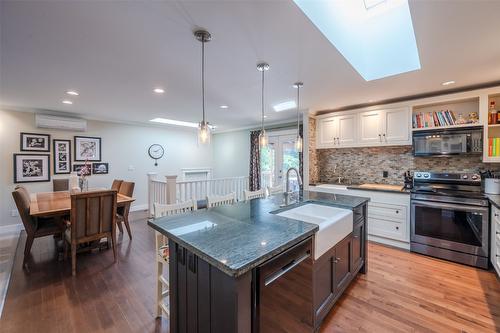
[148,191,369,333]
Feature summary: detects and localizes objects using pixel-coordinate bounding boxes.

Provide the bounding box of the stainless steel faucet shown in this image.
[285,167,303,193]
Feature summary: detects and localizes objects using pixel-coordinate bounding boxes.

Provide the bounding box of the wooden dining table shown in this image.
[30,189,135,218]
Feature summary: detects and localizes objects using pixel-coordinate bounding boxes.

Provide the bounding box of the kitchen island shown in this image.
[148,191,369,333]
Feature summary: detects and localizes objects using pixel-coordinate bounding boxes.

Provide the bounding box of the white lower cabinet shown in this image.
[491,205,500,276]
[310,185,410,249]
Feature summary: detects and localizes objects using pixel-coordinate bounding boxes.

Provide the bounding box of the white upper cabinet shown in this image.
[337,114,357,146]
[384,107,410,143]
[317,113,357,148]
[316,107,411,149]
[359,110,384,144]
[317,117,337,147]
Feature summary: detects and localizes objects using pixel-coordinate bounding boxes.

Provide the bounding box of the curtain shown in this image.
[249,130,261,191]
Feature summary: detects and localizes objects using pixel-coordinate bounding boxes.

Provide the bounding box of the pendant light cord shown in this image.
[261,69,265,131]
[296,85,300,132]
[201,37,206,123]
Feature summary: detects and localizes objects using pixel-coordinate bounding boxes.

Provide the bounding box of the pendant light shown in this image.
[257,62,270,148]
[294,82,304,152]
[194,30,212,145]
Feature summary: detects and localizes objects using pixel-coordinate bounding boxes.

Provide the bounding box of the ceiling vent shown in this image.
[35,114,87,132]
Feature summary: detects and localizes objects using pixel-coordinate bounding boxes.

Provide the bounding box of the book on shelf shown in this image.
[412,109,464,129]
[488,138,500,157]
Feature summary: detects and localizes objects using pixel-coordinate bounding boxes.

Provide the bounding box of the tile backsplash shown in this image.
[315,146,500,185]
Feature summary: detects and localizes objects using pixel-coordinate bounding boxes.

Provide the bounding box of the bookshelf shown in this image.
[411,97,480,131]
[486,94,500,158]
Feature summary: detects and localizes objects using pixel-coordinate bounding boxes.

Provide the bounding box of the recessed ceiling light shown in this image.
[150,118,215,129]
[273,101,297,112]
[153,88,165,94]
[220,105,229,109]
[62,100,73,105]
[66,90,79,96]
[442,80,455,86]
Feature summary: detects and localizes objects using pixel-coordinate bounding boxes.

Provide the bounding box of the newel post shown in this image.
[165,175,178,204]
[148,172,158,217]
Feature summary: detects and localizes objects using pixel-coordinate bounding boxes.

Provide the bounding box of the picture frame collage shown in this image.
[14,133,108,183]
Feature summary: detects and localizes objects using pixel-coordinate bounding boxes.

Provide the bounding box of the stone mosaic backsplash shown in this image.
[308,117,319,184]
[316,146,500,185]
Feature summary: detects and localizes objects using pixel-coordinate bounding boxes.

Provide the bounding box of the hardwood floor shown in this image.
[1,213,499,333]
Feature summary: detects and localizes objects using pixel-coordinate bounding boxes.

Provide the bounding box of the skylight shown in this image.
[273,100,297,112]
[150,118,215,129]
[293,0,421,81]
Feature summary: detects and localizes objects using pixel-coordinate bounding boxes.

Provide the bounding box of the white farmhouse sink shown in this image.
[277,204,353,260]
[315,184,348,191]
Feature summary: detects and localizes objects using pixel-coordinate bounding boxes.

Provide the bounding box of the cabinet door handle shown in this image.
[495,213,499,217]
[395,226,399,230]
[378,134,382,142]
[383,133,387,142]
[396,210,399,214]
[353,235,359,239]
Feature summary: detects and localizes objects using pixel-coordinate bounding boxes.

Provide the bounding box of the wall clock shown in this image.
[148,144,164,166]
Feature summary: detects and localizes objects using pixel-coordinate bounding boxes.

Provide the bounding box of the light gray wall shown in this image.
[0,110,212,227]
[211,129,250,179]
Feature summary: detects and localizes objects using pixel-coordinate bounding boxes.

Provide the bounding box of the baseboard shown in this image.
[0,224,24,235]
[368,234,410,250]
[130,204,148,212]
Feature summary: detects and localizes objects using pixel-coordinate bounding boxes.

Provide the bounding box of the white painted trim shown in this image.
[368,235,410,250]
[0,223,24,235]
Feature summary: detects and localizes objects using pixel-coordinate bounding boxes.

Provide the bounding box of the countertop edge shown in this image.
[486,194,500,209]
[346,185,410,195]
[148,219,318,278]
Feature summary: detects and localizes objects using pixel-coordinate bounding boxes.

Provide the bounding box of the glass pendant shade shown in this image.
[295,135,303,152]
[198,121,211,145]
[259,129,269,148]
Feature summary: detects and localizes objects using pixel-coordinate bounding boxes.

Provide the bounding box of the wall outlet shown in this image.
[11,209,19,217]
[382,171,389,178]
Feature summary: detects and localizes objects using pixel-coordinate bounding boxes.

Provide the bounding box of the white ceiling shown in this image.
[1,0,500,131]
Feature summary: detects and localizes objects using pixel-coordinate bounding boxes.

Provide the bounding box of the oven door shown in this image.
[411,199,489,257]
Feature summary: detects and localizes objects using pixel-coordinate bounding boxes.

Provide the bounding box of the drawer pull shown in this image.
[396,210,399,214]
[353,235,359,239]
[395,226,399,230]
[333,257,341,263]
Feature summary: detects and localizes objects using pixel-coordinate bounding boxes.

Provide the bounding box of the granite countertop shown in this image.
[148,190,369,278]
[312,182,410,194]
[347,183,410,194]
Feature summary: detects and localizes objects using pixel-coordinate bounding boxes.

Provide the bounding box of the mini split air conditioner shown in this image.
[35,114,87,132]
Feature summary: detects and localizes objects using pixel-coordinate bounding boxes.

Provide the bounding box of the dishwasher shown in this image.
[255,237,314,333]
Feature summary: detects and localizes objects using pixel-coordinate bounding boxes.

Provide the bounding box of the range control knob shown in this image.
[416,173,422,178]
[471,174,479,180]
[423,173,430,178]
[462,174,469,179]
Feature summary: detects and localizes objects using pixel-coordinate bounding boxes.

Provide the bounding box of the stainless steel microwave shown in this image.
[412,127,483,156]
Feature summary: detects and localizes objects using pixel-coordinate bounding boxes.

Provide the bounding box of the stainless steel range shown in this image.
[410,171,489,269]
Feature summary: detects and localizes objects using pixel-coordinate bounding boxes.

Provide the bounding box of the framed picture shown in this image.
[53,139,71,174]
[74,136,101,161]
[20,132,50,152]
[92,162,109,174]
[13,154,51,183]
[73,163,91,176]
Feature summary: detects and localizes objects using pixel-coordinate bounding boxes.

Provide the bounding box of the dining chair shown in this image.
[64,190,117,276]
[53,178,69,192]
[153,199,197,318]
[267,184,284,196]
[111,179,123,191]
[243,188,265,201]
[12,186,65,267]
[116,181,135,239]
[207,192,236,208]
